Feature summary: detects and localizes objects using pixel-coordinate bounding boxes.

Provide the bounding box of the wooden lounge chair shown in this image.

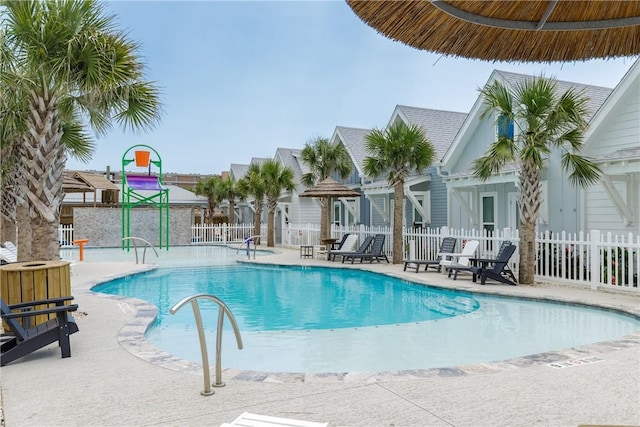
[1,296,79,366]
[403,237,457,273]
[448,240,512,280]
[342,234,389,264]
[475,244,518,286]
[329,235,373,262]
[440,240,479,274]
[326,234,360,261]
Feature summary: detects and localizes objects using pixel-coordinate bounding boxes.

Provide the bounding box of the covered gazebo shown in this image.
[346,1,640,62]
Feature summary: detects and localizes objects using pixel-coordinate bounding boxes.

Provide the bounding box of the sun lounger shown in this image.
[342,234,389,264]
[403,237,456,273]
[327,235,367,262]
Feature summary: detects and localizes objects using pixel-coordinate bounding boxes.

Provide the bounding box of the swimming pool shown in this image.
[86,246,640,373]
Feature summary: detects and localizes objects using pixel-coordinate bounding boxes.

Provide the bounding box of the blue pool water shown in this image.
[86,246,640,373]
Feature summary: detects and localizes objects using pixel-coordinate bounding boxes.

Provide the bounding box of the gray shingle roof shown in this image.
[494,70,613,121]
[275,147,306,193]
[395,106,468,159]
[229,163,249,180]
[594,147,640,162]
[333,126,371,174]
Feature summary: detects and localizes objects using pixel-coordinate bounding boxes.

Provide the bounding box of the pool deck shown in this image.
[2,247,639,427]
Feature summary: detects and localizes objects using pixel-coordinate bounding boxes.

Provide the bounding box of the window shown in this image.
[481,192,497,235]
[412,196,424,226]
[333,201,342,226]
[497,113,514,139]
[508,192,520,230]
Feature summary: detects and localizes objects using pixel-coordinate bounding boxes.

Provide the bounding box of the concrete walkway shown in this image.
[1,247,639,427]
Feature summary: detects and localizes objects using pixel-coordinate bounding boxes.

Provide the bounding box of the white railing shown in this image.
[58,223,638,292]
[190,223,256,245]
[58,224,74,247]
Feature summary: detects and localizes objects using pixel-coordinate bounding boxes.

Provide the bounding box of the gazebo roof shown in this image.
[298,177,361,198]
[346,0,640,62]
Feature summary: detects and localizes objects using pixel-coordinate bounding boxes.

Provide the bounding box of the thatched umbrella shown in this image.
[346,0,640,62]
[299,177,360,240]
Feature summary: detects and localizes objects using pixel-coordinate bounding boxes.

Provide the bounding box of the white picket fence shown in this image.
[58,223,638,292]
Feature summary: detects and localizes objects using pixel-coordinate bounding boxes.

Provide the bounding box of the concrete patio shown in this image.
[1,247,639,427]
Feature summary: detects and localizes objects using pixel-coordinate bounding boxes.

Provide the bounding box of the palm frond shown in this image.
[561,152,601,187]
[472,136,516,180]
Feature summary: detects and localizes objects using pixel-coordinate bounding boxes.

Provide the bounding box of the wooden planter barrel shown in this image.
[1,260,72,327]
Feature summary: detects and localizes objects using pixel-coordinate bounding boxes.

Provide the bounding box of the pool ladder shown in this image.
[121,237,159,264]
[235,235,261,259]
[169,294,243,396]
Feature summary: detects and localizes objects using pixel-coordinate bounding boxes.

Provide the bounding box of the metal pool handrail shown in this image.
[235,235,261,259]
[121,237,159,264]
[169,293,243,396]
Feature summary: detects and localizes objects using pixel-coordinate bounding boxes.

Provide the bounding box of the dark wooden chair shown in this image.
[403,237,457,273]
[448,242,518,285]
[476,244,518,285]
[342,234,389,264]
[1,296,79,366]
[329,235,373,262]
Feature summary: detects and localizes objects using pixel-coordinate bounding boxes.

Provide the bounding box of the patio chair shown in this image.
[1,296,79,366]
[439,240,479,274]
[329,235,373,262]
[342,234,389,264]
[447,240,512,280]
[0,247,17,264]
[3,241,17,256]
[221,411,329,427]
[403,237,456,273]
[475,244,518,286]
[331,233,352,251]
[327,234,362,261]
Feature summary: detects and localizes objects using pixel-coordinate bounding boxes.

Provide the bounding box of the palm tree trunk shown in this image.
[267,198,277,247]
[21,88,65,260]
[392,181,404,264]
[228,200,236,224]
[253,199,263,245]
[518,160,542,285]
[320,197,329,241]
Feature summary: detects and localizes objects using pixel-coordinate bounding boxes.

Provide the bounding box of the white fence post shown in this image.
[590,229,600,290]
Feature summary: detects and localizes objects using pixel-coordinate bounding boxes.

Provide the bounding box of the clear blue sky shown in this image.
[65,1,639,175]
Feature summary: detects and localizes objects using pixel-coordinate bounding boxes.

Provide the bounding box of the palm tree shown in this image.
[363,121,435,264]
[261,159,295,247]
[474,76,600,285]
[1,0,162,260]
[300,137,352,240]
[218,176,245,225]
[238,163,266,243]
[194,176,223,223]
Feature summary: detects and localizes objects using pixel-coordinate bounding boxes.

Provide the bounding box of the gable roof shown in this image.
[441,69,614,168]
[275,147,306,193]
[330,126,371,176]
[229,163,249,180]
[392,105,468,160]
[583,58,639,151]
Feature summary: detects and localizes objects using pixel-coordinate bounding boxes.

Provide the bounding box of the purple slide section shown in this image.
[126,175,163,191]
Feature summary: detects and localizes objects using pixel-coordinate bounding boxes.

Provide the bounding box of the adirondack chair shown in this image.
[475,244,518,286]
[326,234,360,261]
[1,296,79,366]
[342,234,389,264]
[403,237,457,273]
[329,235,373,262]
[439,240,480,273]
[448,240,512,280]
